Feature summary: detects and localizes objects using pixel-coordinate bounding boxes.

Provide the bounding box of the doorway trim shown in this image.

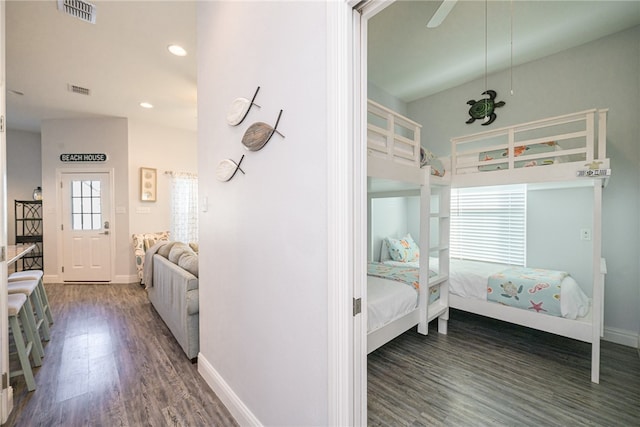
[327,1,396,425]
[0,1,10,421]
[56,168,116,283]
[327,1,364,425]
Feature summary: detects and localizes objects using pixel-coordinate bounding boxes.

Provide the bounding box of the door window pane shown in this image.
[70,180,102,230]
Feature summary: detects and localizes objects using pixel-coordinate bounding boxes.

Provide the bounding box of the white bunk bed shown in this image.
[366,99,450,354]
[447,108,609,383]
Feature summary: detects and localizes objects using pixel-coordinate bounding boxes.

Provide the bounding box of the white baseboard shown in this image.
[113,274,140,284]
[603,326,639,348]
[42,274,139,284]
[197,353,261,427]
[43,274,60,284]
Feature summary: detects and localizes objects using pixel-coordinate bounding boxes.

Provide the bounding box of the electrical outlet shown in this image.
[580,228,592,241]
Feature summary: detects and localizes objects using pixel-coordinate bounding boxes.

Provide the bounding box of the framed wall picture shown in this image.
[140,167,157,202]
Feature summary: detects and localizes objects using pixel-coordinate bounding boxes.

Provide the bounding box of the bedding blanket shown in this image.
[143,240,169,289]
[368,262,440,303]
[479,141,558,171]
[487,267,566,317]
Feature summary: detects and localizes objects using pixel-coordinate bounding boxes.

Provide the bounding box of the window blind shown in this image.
[450,185,526,266]
[168,172,199,243]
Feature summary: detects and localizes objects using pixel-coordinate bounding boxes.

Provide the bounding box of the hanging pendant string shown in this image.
[484,0,488,94]
[484,0,488,120]
[510,0,514,95]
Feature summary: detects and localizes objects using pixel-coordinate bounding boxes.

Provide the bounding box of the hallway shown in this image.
[5,283,236,426]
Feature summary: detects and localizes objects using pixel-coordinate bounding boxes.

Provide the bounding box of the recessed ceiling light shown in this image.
[140,102,154,109]
[167,44,187,57]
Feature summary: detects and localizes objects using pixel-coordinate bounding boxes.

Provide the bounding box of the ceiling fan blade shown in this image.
[427,0,458,28]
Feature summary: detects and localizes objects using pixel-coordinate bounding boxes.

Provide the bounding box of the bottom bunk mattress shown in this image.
[448,258,590,320]
[367,262,438,333]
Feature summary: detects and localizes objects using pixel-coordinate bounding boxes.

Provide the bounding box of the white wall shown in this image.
[368,82,408,117]
[197,2,328,425]
[41,118,130,283]
[527,186,593,296]
[407,196,421,246]
[127,119,197,239]
[6,129,41,245]
[371,197,409,261]
[408,26,640,341]
[18,118,197,282]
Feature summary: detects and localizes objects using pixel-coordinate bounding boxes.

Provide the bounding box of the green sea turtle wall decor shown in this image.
[466,90,505,126]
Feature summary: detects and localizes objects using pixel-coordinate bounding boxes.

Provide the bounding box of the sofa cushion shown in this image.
[157,241,177,258]
[186,289,199,315]
[178,253,199,277]
[168,242,194,264]
[148,254,199,359]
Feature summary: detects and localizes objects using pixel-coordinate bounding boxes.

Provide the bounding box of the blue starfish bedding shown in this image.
[487,267,566,317]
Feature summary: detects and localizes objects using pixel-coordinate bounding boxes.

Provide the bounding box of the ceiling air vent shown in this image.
[57,0,97,24]
[68,84,91,96]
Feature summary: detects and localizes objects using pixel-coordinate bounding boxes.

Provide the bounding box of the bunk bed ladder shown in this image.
[422,175,451,335]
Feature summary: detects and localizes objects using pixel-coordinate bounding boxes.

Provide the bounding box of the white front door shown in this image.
[61,172,112,282]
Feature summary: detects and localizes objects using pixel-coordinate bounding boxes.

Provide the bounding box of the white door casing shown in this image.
[0,1,11,422]
[348,1,396,425]
[60,171,113,282]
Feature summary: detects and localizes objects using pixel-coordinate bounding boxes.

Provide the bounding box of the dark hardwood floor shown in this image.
[6,284,639,426]
[368,309,640,426]
[4,283,237,427]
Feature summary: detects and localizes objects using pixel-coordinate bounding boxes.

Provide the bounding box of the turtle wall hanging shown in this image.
[465,90,505,126]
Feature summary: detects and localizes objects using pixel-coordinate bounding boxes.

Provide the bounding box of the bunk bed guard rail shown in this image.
[367,99,422,168]
[450,109,609,181]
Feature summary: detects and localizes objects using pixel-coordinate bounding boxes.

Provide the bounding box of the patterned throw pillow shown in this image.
[132,231,170,282]
[143,231,170,250]
[385,234,420,262]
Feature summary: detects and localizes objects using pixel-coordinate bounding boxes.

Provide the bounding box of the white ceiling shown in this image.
[5,1,640,134]
[368,0,640,102]
[6,0,197,133]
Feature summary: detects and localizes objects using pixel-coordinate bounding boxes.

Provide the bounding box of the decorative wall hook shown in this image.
[216,155,246,182]
[241,109,285,152]
[226,87,261,126]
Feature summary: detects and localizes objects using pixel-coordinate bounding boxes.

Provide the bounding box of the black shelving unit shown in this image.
[15,200,43,271]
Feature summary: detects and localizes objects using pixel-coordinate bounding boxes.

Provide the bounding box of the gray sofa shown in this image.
[144,241,199,360]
